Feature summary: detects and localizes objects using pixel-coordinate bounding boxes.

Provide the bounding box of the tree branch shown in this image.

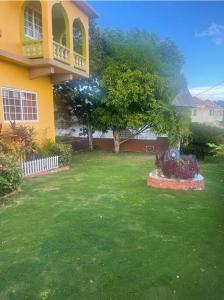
[119,124,150,145]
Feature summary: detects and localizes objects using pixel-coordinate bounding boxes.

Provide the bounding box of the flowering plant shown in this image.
[0,122,37,162]
[155,151,199,179]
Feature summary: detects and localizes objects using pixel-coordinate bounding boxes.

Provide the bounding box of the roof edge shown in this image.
[193,97,223,109]
[72,1,99,18]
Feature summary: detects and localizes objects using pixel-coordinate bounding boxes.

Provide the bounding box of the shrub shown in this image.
[56,143,72,166]
[208,143,224,157]
[37,138,58,157]
[0,153,22,197]
[156,152,199,179]
[0,122,37,161]
[183,123,224,159]
[38,138,72,166]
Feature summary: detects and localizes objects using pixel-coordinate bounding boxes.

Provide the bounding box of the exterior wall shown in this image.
[94,138,168,153]
[0,60,55,141]
[191,106,224,127]
[72,137,168,153]
[0,1,23,56]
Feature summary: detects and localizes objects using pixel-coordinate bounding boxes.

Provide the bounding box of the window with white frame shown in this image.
[24,5,42,39]
[2,88,38,122]
[192,109,197,116]
[209,109,214,116]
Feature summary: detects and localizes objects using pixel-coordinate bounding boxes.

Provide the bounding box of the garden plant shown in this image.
[156,151,200,179]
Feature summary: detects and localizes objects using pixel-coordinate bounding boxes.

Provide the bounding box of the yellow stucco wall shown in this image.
[0,60,55,142]
[0,1,23,56]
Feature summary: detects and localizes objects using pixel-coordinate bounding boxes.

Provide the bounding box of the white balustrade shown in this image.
[53,41,70,64]
[73,51,86,71]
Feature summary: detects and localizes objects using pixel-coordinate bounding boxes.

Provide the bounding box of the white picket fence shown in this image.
[22,156,59,177]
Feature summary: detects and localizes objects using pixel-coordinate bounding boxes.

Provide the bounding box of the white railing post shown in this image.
[22,156,59,177]
[73,51,86,71]
[52,41,70,64]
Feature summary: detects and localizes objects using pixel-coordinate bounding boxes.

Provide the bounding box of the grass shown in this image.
[0,151,224,300]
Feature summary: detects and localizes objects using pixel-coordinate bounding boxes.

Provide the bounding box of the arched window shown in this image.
[73,19,86,56]
[23,1,42,40]
[52,3,69,48]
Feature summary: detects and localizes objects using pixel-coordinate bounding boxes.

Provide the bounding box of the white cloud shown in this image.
[189,86,224,101]
[195,23,224,45]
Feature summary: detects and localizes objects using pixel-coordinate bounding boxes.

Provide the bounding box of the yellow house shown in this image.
[0,0,97,141]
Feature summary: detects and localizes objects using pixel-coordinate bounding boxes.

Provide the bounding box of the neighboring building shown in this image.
[172,90,224,127]
[191,97,224,127]
[0,0,97,140]
[173,88,195,108]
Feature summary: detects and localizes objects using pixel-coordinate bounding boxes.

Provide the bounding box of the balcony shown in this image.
[16,2,89,82]
[21,3,88,74]
[53,41,70,65]
[74,52,86,71]
[23,40,43,58]
[23,42,87,73]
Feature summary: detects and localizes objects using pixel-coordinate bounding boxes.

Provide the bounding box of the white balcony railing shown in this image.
[74,52,86,71]
[53,41,70,64]
[23,40,88,72]
[23,40,43,58]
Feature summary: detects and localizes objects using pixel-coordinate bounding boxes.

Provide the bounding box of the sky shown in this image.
[90,1,224,100]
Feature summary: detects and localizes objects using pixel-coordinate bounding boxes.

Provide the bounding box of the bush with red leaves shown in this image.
[155,152,199,179]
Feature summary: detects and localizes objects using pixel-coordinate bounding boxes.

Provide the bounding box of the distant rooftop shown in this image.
[173,88,195,108]
[193,97,223,109]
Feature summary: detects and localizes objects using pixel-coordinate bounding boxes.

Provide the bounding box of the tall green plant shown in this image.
[94,64,174,153]
[208,143,224,157]
[37,138,72,166]
[0,154,22,197]
[0,122,37,162]
[183,123,224,158]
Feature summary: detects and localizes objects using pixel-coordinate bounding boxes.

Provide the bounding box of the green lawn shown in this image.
[1,152,224,300]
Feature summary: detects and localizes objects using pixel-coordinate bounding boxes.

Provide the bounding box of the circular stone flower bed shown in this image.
[147,169,204,191]
[147,150,205,191]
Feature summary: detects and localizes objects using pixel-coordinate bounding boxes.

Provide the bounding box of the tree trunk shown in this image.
[176,136,181,151]
[113,129,120,153]
[87,121,93,151]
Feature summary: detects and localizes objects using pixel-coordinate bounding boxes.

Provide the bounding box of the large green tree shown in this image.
[54,23,186,153]
[94,62,175,153]
[93,28,184,152]
[54,78,99,151]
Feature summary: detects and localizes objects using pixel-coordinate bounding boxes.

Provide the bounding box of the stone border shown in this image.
[147,170,204,191]
[24,166,69,178]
